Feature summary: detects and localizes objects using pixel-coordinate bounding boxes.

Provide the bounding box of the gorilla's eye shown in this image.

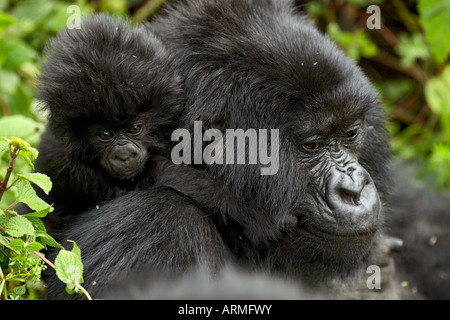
[98,131,114,141]
[342,129,358,139]
[128,124,143,135]
[303,142,322,151]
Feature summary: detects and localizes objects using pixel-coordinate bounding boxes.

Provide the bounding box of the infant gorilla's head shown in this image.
[37,14,182,180]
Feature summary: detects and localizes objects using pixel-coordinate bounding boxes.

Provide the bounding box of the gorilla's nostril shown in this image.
[339,188,361,205]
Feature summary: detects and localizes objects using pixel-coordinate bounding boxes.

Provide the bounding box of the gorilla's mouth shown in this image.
[301,222,376,241]
[105,158,146,180]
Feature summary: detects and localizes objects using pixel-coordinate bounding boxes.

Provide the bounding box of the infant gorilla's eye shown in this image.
[303,142,322,150]
[128,124,143,135]
[98,131,114,141]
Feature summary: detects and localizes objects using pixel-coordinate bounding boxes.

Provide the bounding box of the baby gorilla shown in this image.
[36,14,294,244]
[35,14,178,230]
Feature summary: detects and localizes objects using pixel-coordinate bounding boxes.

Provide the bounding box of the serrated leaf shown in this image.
[24,207,53,219]
[9,238,25,252]
[15,179,51,212]
[68,240,82,261]
[27,241,44,252]
[4,216,35,237]
[16,172,52,195]
[55,249,84,289]
[8,136,29,149]
[24,216,46,233]
[0,234,13,249]
[13,284,26,296]
[18,146,39,171]
[37,232,63,249]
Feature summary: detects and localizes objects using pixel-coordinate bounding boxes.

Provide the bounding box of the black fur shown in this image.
[43,0,395,299]
[35,14,182,228]
[386,167,450,299]
[156,0,391,280]
[36,14,292,245]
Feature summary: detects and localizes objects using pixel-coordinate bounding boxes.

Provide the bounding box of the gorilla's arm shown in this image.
[44,188,229,300]
[147,155,297,245]
[387,166,450,299]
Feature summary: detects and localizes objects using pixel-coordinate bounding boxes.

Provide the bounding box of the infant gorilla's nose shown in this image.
[112,145,139,164]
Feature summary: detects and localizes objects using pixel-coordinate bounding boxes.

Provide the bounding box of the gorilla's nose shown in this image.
[111,144,140,166]
[325,163,380,226]
[335,166,370,205]
[114,150,138,163]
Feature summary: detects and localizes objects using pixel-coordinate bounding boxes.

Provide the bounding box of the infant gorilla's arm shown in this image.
[147,155,297,244]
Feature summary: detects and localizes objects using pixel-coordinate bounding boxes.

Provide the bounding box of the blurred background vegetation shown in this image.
[0,0,449,195]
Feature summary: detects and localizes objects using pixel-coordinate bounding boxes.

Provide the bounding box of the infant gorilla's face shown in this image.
[96,123,149,180]
[85,118,151,180]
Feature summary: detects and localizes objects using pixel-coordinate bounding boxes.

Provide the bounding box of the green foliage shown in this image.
[396,33,430,69]
[418,0,450,64]
[0,135,90,300]
[55,240,87,296]
[0,0,93,117]
[326,22,378,61]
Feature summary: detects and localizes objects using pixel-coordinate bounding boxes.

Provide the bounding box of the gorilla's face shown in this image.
[96,122,149,180]
[279,79,389,266]
[77,110,172,181]
[297,120,380,237]
[291,119,382,261]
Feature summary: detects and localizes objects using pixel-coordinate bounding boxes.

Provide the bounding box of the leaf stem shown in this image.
[32,251,92,300]
[0,267,6,300]
[3,200,19,213]
[0,144,19,201]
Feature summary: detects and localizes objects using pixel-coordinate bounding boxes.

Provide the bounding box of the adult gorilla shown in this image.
[44,0,392,299]
[155,0,391,282]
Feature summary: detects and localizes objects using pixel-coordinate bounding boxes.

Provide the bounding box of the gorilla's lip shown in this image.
[106,159,146,180]
[301,223,376,240]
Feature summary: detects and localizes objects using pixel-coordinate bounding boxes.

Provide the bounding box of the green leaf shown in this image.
[0,68,20,95]
[425,65,450,115]
[16,173,52,195]
[0,234,13,249]
[9,238,25,252]
[55,248,84,290]
[24,207,53,219]
[4,215,35,237]
[24,216,46,233]
[0,115,44,142]
[396,33,430,68]
[13,284,26,296]
[14,179,51,212]
[0,37,37,70]
[418,0,450,64]
[37,232,63,249]
[27,241,44,252]
[425,65,450,138]
[68,240,82,261]
[18,146,39,171]
[0,12,17,32]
